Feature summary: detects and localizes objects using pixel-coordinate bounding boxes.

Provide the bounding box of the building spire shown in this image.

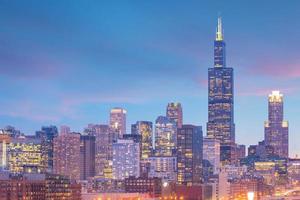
[216,16,223,41]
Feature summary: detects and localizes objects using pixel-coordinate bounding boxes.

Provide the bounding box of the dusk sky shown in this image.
[0,1,300,156]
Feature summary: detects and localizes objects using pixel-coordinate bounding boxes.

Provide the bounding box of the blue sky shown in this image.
[0,0,300,156]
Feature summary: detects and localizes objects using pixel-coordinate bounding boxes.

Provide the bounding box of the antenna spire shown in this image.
[216,16,223,41]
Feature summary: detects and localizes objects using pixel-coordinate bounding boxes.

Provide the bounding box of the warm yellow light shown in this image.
[247,192,254,200]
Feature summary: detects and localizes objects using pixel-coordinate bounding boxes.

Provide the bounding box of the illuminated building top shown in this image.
[216,16,224,41]
[269,90,283,103]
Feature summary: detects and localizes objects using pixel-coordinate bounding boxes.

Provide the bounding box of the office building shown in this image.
[110,107,127,139]
[264,91,289,158]
[84,124,113,178]
[7,135,47,173]
[207,17,235,165]
[53,132,81,180]
[166,103,183,128]
[155,116,177,156]
[112,139,140,180]
[35,126,58,173]
[147,156,177,183]
[80,135,96,180]
[203,137,220,174]
[177,125,203,185]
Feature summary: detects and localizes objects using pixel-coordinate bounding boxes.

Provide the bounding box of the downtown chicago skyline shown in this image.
[0,1,300,156]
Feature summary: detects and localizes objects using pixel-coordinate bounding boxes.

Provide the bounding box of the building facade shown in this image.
[84,124,113,178]
[207,17,235,165]
[155,116,177,157]
[264,91,289,158]
[177,125,203,185]
[166,102,183,128]
[35,125,58,173]
[80,135,96,180]
[203,137,220,174]
[7,136,47,173]
[147,156,177,183]
[112,139,140,180]
[110,107,127,139]
[53,132,81,180]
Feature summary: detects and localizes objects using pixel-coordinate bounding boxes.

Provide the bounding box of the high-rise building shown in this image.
[207,17,235,165]
[110,107,127,139]
[131,121,153,176]
[166,103,183,128]
[53,132,81,180]
[35,125,58,172]
[155,116,177,156]
[264,91,289,158]
[131,121,153,159]
[203,137,220,174]
[80,135,96,180]
[84,124,113,178]
[0,133,10,169]
[177,125,203,185]
[7,135,47,173]
[112,139,140,180]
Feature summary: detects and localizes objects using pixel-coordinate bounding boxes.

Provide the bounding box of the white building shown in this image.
[112,139,140,180]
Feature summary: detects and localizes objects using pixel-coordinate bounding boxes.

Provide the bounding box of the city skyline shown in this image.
[1,1,300,157]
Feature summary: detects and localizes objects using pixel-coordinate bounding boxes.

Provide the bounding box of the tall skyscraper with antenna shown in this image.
[207,17,235,164]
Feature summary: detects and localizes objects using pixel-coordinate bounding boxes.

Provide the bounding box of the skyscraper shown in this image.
[110,107,127,139]
[112,139,140,180]
[177,125,203,185]
[84,124,113,178]
[131,121,153,159]
[155,116,177,156]
[166,103,183,128]
[35,126,58,172]
[53,132,81,180]
[207,17,235,165]
[80,135,96,180]
[264,91,289,158]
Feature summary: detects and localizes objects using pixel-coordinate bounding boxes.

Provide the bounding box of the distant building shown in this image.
[80,135,96,180]
[110,107,127,139]
[0,133,10,169]
[112,139,140,180]
[254,159,288,186]
[207,17,235,165]
[229,175,265,200]
[203,137,220,174]
[124,176,162,198]
[264,91,289,158]
[7,135,47,173]
[147,156,177,183]
[35,125,58,172]
[131,121,153,175]
[84,124,113,178]
[155,116,177,157]
[53,132,81,180]
[166,102,183,128]
[177,125,203,185]
[236,144,246,160]
[131,121,153,159]
[60,125,71,135]
[0,172,81,200]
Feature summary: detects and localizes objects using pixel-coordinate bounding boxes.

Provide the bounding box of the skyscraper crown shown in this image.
[216,17,224,41]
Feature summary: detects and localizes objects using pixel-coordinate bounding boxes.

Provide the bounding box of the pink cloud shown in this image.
[248,57,300,79]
